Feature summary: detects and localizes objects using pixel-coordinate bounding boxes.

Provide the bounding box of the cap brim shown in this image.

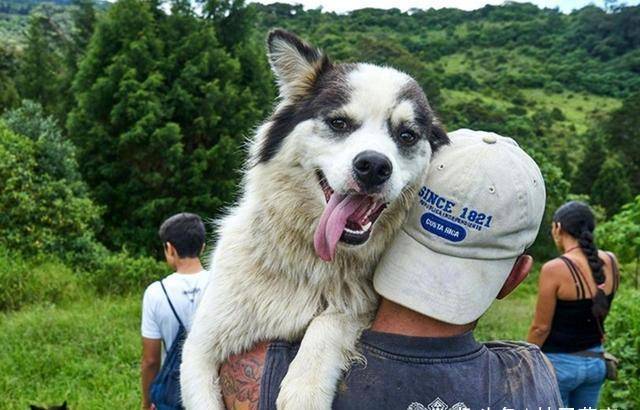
[373,229,516,325]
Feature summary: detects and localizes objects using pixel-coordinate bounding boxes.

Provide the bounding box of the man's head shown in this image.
[374,129,546,325]
[158,213,206,268]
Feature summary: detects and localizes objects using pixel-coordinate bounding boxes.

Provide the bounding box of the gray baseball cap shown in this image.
[373,129,546,325]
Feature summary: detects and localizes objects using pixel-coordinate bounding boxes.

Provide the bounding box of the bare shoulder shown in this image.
[598,249,617,263]
[540,258,565,278]
[220,342,269,410]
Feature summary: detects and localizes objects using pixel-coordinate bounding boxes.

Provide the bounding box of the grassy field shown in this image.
[0,294,143,409]
[0,270,541,409]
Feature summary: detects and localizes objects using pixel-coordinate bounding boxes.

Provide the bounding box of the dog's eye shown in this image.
[398,130,418,145]
[328,118,350,132]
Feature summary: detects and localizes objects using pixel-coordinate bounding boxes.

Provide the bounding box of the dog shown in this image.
[180,29,449,409]
[30,402,67,410]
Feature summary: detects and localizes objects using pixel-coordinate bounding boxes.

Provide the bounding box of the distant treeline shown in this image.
[0,0,638,263]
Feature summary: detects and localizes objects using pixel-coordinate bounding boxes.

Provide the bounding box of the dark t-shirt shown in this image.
[259,330,562,410]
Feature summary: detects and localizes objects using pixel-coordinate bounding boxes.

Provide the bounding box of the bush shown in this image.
[601,286,640,409]
[89,251,167,296]
[0,117,102,264]
[597,195,640,265]
[0,252,80,312]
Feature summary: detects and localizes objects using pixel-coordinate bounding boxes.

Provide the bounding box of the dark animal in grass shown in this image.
[30,401,67,410]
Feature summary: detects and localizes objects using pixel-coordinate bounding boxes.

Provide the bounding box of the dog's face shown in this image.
[256,30,449,261]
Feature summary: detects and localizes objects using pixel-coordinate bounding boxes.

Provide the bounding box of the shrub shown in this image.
[597,195,640,265]
[89,251,167,296]
[0,252,80,312]
[601,286,640,409]
[0,119,102,263]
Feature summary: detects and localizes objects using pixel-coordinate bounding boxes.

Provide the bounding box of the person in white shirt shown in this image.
[140,212,211,410]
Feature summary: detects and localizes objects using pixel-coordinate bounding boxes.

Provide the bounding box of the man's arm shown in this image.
[141,337,162,410]
[219,342,268,410]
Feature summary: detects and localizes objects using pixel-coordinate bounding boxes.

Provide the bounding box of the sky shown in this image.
[249,0,637,13]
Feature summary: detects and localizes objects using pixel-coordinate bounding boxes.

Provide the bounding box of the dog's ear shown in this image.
[58,401,68,410]
[267,29,330,100]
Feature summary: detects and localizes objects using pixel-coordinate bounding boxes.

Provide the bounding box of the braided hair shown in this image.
[553,201,609,321]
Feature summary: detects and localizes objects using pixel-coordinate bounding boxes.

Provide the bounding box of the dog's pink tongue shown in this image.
[314,193,368,262]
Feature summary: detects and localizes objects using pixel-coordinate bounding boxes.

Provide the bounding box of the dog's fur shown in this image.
[180,30,448,409]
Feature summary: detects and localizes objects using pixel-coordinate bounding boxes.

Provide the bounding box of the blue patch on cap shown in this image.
[420,212,467,242]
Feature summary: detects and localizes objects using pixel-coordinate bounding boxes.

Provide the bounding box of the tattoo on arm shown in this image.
[220,343,268,410]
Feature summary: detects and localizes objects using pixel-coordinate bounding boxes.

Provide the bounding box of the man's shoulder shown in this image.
[142,275,172,302]
[483,340,550,366]
[483,340,561,402]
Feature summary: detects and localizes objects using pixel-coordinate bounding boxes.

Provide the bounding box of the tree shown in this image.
[591,155,633,217]
[572,133,607,195]
[68,0,271,254]
[18,7,65,116]
[603,92,640,192]
[0,45,20,112]
[0,118,101,261]
[529,149,572,259]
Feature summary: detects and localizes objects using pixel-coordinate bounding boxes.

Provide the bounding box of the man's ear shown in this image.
[496,254,533,299]
[267,29,330,100]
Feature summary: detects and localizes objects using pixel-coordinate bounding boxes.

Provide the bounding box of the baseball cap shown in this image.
[373,129,546,325]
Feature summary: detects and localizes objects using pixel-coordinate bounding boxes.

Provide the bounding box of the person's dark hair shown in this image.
[159,213,206,258]
[553,201,609,320]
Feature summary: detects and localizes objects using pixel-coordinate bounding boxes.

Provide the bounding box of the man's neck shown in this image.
[174,258,204,275]
[371,298,475,337]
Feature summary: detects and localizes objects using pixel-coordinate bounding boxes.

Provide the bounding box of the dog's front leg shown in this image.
[180,285,264,410]
[276,310,369,410]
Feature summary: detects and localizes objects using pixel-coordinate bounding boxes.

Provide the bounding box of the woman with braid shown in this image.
[528,201,620,407]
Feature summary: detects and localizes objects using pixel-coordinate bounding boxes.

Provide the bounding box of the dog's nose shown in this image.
[353,150,393,190]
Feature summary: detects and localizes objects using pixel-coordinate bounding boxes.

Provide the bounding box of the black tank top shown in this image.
[541,252,619,354]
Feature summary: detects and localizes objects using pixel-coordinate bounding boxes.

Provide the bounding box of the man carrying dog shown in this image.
[219,129,563,409]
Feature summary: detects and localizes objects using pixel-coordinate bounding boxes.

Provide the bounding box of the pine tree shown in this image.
[69,0,272,254]
[0,45,20,112]
[19,12,62,113]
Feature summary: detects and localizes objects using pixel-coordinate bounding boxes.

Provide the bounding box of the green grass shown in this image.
[1,265,637,409]
[0,270,541,409]
[0,294,142,409]
[476,272,538,341]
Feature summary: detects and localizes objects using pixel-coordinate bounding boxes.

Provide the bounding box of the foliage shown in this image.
[0,119,102,261]
[597,195,640,265]
[67,0,272,254]
[0,252,79,311]
[591,155,634,217]
[600,287,640,409]
[528,149,572,259]
[0,45,19,112]
[602,92,640,192]
[89,251,167,296]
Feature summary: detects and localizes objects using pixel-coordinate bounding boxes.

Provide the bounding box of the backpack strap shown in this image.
[160,280,185,329]
[559,256,586,299]
[606,252,620,294]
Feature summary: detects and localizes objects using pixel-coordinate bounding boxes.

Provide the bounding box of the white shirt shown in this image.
[141,270,211,356]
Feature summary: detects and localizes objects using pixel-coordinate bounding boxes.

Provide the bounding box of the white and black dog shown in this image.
[180,29,449,409]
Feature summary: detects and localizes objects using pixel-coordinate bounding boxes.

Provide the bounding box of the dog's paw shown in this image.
[276,371,335,410]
